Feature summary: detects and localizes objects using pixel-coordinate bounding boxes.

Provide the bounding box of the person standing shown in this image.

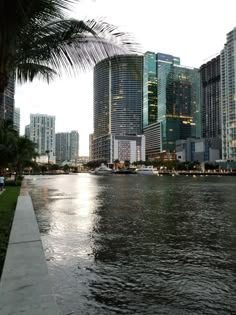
[0,174,5,191]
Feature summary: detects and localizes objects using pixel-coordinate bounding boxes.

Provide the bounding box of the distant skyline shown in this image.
[15,0,236,155]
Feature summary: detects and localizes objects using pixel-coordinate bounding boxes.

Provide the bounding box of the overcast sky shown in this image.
[15,0,236,155]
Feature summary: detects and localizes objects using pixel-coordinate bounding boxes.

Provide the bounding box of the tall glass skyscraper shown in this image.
[200,55,221,140]
[94,55,143,138]
[93,55,145,162]
[56,131,79,164]
[13,107,20,134]
[143,52,158,127]
[163,65,200,152]
[220,27,236,160]
[143,52,200,157]
[0,77,15,122]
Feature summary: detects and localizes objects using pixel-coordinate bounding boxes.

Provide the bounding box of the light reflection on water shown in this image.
[26,174,236,315]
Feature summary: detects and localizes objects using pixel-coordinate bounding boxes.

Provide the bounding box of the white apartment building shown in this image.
[220,27,236,160]
[29,114,56,163]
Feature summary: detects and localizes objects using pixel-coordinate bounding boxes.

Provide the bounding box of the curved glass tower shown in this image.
[93,55,144,162]
[94,55,143,138]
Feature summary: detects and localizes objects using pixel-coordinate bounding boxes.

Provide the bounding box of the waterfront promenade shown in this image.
[0,181,59,314]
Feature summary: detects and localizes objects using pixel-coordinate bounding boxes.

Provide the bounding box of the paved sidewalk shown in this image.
[0,184,60,314]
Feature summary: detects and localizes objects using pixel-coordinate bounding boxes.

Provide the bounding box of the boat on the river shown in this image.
[136,165,157,175]
[94,163,113,175]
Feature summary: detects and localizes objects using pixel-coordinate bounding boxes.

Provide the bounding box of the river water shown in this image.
[25,174,236,315]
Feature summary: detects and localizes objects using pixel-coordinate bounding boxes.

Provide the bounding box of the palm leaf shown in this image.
[0,0,139,90]
[14,18,139,82]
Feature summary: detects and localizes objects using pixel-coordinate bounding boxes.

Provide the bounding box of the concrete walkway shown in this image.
[0,187,60,314]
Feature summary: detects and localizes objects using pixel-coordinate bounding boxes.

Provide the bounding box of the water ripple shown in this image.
[26,174,236,315]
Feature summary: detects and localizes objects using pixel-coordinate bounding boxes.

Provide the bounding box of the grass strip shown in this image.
[0,187,21,278]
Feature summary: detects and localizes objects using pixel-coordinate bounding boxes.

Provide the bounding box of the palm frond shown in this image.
[15,18,140,78]
[0,1,140,89]
[16,63,57,83]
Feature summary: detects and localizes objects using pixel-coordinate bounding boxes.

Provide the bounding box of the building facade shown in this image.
[176,137,220,163]
[56,131,79,164]
[29,114,56,163]
[143,52,200,159]
[0,77,15,122]
[89,133,94,160]
[70,131,79,163]
[56,132,70,163]
[113,135,145,163]
[13,107,20,134]
[25,124,30,138]
[220,27,236,160]
[143,52,180,128]
[93,55,144,162]
[143,122,162,160]
[200,55,221,146]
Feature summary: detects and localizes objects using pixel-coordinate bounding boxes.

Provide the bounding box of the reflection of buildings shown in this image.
[29,114,56,163]
[143,52,200,160]
[220,27,236,160]
[92,55,145,163]
[56,131,79,165]
[0,77,15,123]
[13,107,20,134]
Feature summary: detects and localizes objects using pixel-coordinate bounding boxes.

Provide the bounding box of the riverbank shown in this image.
[157,170,236,176]
[0,186,20,277]
[0,181,59,314]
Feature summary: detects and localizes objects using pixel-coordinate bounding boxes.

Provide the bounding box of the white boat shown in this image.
[136,165,157,175]
[94,163,113,175]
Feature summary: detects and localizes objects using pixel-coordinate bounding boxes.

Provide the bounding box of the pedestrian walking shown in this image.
[0,174,5,191]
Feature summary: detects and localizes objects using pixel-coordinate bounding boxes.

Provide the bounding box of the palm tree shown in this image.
[0,0,138,94]
[14,136,38,176]
[0,120,18,172]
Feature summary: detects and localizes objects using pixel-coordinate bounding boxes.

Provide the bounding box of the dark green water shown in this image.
[26,174,236,315]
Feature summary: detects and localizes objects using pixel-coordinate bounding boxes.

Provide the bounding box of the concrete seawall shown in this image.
[0,188,59,314]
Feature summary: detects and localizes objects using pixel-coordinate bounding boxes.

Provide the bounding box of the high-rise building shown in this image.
[93,54,145,163]
[56,132,70,163]
[143,52,200,159]
[89,133,94,160]
[29,114,56,163]
[13,107,20,134]
[25,124,30,138]
[56,131,79,164]
[200,55,221,140]
[143,52,180,128]
[176,137,220,163]
[220,27,236,160]
[70,131,79,163]
[0,77,15,123]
